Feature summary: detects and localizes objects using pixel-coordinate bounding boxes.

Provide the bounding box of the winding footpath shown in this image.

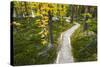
[56,23,80,64]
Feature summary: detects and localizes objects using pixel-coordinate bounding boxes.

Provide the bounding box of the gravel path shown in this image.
[56,23,80,64]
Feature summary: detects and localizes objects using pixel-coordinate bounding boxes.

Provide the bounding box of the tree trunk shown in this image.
[71,5,74,23]
[48,10,53,48]
[83,6,89,35]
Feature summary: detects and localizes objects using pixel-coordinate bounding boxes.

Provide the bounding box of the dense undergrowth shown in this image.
[13,17,73,65]
[71,24,97,62]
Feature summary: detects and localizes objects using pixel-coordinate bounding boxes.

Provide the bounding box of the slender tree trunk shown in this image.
[76,5,78,22]
[83,6,89,35]
[24,2,29,16]
[71,5,74,23]
[48,10,53,48]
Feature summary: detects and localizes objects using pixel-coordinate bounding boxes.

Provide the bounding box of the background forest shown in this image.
[11,1,97,66]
